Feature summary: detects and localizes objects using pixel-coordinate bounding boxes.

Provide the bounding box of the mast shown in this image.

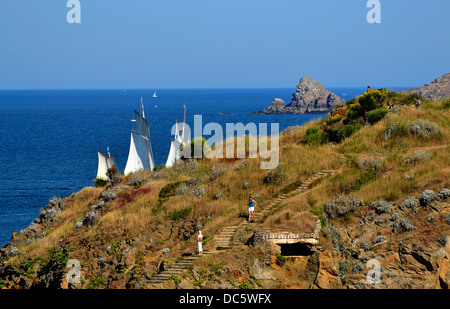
[140,96,145,119]
[182,103,186,145]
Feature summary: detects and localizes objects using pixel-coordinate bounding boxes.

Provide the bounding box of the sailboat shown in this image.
[124,97,155,175]
[153,91,157,98]
[165,104,189,167]
[96,147,115,180]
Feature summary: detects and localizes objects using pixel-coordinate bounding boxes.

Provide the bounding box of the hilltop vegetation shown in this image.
[0,90,449,289]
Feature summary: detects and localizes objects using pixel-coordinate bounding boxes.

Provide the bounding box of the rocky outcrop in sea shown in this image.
[252,76,345,115]
[402,72,450,101]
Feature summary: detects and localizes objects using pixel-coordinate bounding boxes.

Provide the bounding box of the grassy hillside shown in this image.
[1,90,449,289]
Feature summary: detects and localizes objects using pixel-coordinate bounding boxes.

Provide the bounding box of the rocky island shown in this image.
[252,76,345,115]
[402,72,450,101]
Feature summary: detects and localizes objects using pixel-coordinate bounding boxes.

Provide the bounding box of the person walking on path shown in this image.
[248,196,257,222]
[197,231,203,256]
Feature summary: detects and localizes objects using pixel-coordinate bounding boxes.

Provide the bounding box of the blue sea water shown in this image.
[0,87,376,247]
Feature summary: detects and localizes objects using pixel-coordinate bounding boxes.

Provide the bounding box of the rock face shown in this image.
[403,72,450,101]
[252,76,345,114]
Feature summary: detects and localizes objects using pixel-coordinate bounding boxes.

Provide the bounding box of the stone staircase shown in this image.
[147,167,343,286]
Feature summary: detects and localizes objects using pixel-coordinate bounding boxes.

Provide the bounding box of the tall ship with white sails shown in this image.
[165,104,189,168]
[96,147,115,180]
[124,97,155,175]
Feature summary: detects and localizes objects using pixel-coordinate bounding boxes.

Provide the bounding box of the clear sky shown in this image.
[0,0,449,89]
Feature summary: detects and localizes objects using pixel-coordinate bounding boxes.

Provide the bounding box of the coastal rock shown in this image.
[252,76,345,115]
[402,72,450,101]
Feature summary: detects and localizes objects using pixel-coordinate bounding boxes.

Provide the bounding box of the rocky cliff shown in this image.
[252,76,345,114]
[403,72,450,101]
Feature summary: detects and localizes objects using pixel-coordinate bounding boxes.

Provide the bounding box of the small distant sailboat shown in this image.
[96,147,115,180]
[165,104,189,168]
[124,97,155,175]
[153,91,157,98]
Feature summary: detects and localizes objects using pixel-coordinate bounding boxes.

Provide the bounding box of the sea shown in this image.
[0,87,404,247]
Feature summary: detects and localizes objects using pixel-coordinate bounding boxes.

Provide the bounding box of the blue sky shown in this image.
[0,0,449,89]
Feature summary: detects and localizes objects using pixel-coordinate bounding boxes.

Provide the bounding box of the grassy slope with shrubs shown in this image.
[0,89,449,289]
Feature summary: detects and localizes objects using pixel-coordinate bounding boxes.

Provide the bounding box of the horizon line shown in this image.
[0,85,412,91]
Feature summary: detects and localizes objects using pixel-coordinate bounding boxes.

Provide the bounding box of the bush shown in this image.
[358,90,387,116]
[404,152,432,165]
[408,121,441,140]
[371,200,391,214]
[106,166,120,184]
[324,197,363,219]
[359,159,382,171]
[438,189,450,200]
[346,102,364,120]
[372,235,386,245]
[276,255,288,266]
[169,207,192,220]
[337,123,361,141]
[302,126,328,146]
[159,180,189,199]
[209,165,227,181]
[191,185,207,198]
[360,240,371,251]
[323,225,343,254]
[402,197,419,209]
[352,262,364,274]
[93,178,108,187]
[180,137,210,159]
[263,163,286,184]
[384,120,409,140]
[399,218,415,232]
[128,176,149,187]
[325,114,342,125]
[419,190,437,206]
[366,108,389,124]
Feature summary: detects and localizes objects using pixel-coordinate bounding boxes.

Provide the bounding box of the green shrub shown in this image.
[358,90,386,116]
[167,275,180,284]
[402,197,419,209]
[366,108,389,124]
[360,240,371,251]
[239,282,253,289]
[276,255,288,266]
[346,102,364,120]
[159,180,189,199]
[384,120,409,140]
[408,121,441,140]
[337,122,361,142]
[86,277,107,289]
[263,162,286,184]
[325,114,342,126]
[302,126,328,146]
[438,189,450,199]
[419,190,437,206]
[93,178,108,187]
[324,197,363,219]
[370,200,391,215]
[398,218,415,232]
[169,207,192,220]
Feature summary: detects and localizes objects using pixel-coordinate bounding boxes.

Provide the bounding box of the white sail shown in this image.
[124,131,155,175]
[124,109,155,175]
[165,139,182,167]
[96,151,115,180]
